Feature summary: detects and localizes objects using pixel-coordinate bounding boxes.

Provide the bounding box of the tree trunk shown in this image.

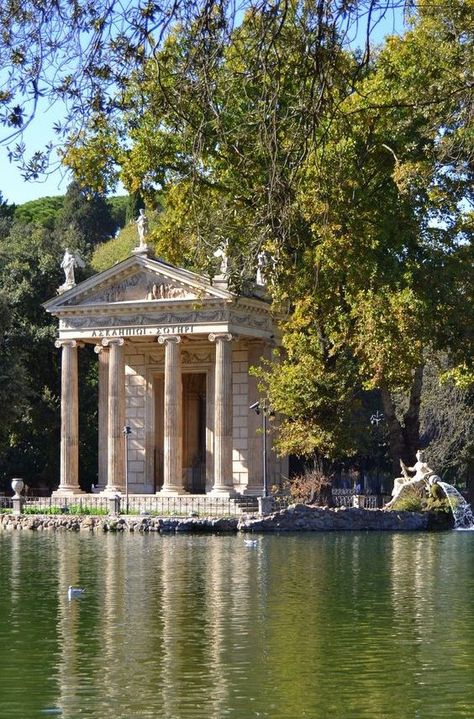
[380,364,424,477]
[380,386,405,477]
[402,364,424,464]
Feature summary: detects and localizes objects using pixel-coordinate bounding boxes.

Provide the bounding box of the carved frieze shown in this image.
[232,313,270,330]
[60,309,228,330]
[181,350,213,364]
[69,271,195,305]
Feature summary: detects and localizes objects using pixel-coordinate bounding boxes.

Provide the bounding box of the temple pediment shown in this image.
[74,269,199,304]
[44,254,233,313]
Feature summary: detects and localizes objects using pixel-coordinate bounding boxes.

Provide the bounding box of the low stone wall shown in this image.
[238,504,429,532]
[0,504,429,533]
[0,513,238,533]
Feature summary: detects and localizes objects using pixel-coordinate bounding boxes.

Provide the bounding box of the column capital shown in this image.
[55,339,77,349]
[208,332,234,343]
[94,343,109,355]
[101,337,125,348]
[157,334,181,345]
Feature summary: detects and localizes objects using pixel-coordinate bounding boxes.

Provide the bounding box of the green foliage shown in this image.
[91,208,162,271]
[0,220,62,488]
[65,3,473,474]
[0,191,14,218]
[125,190,144,225]
[107,194,128,231]
[91,222,136,271]
[389,483,427,512]
[389,483,452,514]
[13,195,64,230]
[0,189,105,491]
[389,491,424,513]
[54,180,116,258]
[23,505,109,515]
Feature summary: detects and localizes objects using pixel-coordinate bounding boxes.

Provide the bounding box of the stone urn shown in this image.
[11,478,24,498]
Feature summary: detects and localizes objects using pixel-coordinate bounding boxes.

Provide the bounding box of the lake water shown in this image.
[1,530,474,719]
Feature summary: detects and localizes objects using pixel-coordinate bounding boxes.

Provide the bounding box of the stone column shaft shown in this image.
[94,345,109,491]
[54,339,83,495]
[209,333,235,495]
[102,338,125,493]
[158,335,185,494]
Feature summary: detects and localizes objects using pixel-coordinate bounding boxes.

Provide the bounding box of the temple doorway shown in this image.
[154,372,207,493]
[182,373,207,493]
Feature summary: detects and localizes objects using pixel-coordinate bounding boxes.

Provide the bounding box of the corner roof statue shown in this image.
[59,248,85,293]
[256,250,270,286]
[213,242,228,277]
[135,209,149,252]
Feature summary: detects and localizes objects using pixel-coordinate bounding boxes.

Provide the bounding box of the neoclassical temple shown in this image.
[44,243,285,497]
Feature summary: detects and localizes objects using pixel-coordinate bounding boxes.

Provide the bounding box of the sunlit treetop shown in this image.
[0,0,407,180]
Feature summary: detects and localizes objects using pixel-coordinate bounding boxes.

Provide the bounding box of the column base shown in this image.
[158,487,189,496]
[52,487,85,498]
[91,484,106,494]
[240,486,266,497]
[208,487,238,498]
[99,487,125,496]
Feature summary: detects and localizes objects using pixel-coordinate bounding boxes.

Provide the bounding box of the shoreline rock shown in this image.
[0,504,431,533]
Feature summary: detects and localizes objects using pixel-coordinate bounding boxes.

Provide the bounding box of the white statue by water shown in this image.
[388,449,474,529]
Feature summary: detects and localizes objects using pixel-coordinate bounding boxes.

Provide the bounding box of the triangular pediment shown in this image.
[74,269,199,305]
[44,254,233,312]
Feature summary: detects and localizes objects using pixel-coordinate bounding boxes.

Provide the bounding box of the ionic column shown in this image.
[209,333,235,495]
[102,337,125,493]
[94,344,109,491]
[158,335,186,495]
[54,339,83,495]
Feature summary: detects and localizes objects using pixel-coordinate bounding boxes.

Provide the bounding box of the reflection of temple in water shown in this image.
[52,534,267,718]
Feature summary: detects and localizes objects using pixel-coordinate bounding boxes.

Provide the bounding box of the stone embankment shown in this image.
[0,504,429,533]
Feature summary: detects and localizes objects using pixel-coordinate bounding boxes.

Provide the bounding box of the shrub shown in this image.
[288,471,335,507]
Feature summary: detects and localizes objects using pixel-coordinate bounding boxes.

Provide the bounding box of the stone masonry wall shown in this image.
[125,349,148,492]
[232,345,249,491]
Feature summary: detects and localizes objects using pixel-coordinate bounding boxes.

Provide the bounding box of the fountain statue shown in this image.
[387,449,474,529]
[390,450,435,502]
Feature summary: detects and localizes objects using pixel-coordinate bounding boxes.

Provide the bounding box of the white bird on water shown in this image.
[67,586,86,600]
[244,539,258,547]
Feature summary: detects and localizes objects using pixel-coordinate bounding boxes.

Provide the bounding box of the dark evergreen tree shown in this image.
[54,181,116,260]
[125,190,145,225]
[0,213,98,493]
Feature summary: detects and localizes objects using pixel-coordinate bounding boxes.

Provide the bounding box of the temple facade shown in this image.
[44,247,285,497]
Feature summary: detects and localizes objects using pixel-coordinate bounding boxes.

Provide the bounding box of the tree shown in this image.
[0,1,406,180]
[107,195,128,231]
[0,211,99,492]
[13,195,63,229]
[0,219,62,489]
[54,180,116,259]
[67,2,472,475]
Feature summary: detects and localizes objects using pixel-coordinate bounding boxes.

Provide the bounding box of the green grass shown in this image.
[23,505,109,516]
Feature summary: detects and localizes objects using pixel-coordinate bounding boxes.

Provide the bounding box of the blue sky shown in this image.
[0,5,406,206]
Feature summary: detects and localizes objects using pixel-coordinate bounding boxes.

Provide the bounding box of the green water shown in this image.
[1,531,474,719]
